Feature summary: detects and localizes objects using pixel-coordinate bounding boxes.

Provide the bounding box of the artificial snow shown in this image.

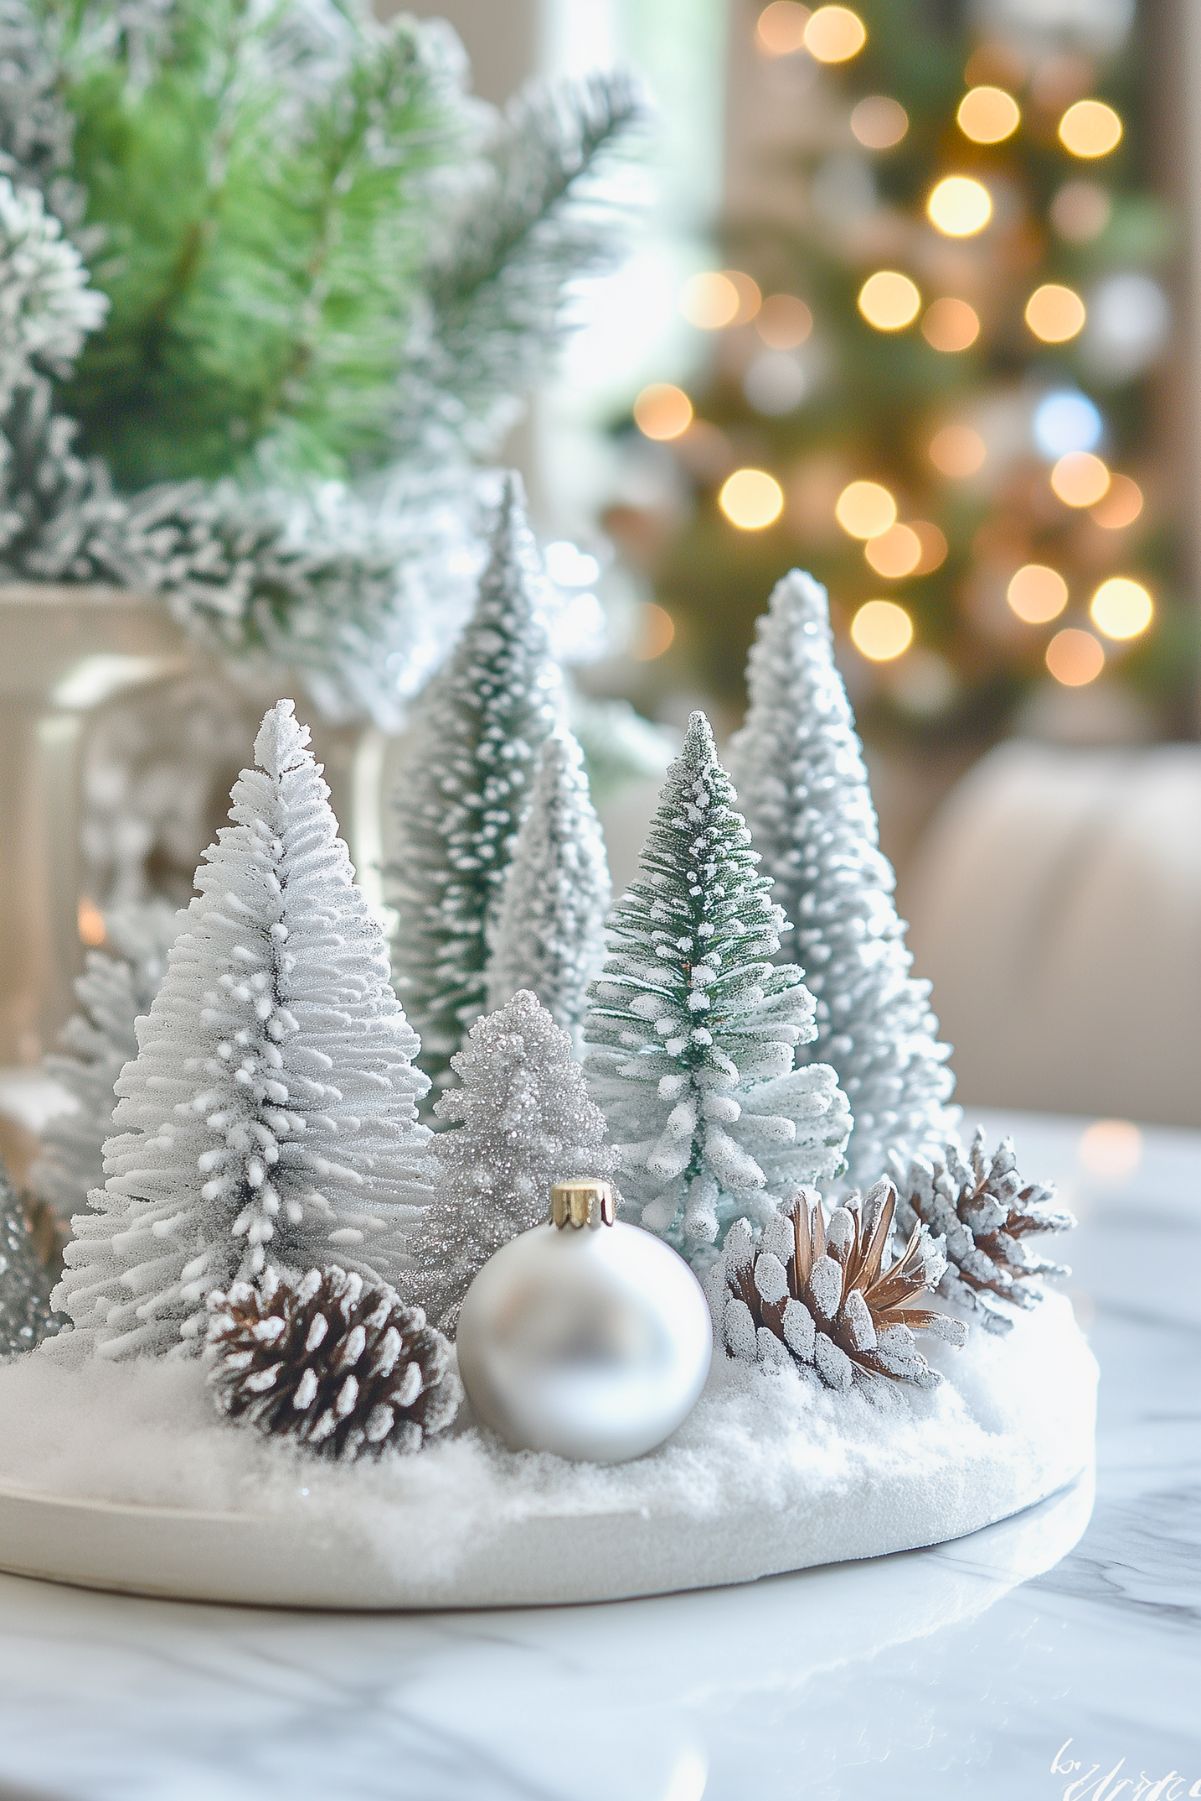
[0,1295,1096,1609]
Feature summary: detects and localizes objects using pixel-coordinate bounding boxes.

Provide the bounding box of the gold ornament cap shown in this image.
[549,1179,616,1230]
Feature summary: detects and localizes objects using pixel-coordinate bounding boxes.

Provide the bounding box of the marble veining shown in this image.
[0,1110,1196,1801]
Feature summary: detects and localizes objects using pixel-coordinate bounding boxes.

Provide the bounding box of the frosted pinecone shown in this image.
[893,1130,1074,1333]
[714,1180,966,1393]
[206,1266,462,1462]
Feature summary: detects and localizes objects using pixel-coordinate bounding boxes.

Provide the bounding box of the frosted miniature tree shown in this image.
[28,900,179,1223]
[584,711,850,1255]
[406,989,614,1332]
[485,732,610,1050]
[54,701,432,1359]
[387,473,561,1105]
[730,572,958,1189]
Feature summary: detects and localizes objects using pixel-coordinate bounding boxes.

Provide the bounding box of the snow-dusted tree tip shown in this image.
[584,709,850,1256]
[55,699,432,1360]
[485,731,610,1049]
[405,989,614,1333]
[730,572,957,1188]
[387,475,562,1106]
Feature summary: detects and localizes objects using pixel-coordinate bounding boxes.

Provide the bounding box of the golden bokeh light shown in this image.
[1024,282,1086,343]
[910,520,949,573]
[926,175,993,238]
[921,296,980,352]
[633,383,694,442]
[718,467,785,530]
[1078,1118,1143,1180]
[834,479,897,539]
[755,0,810,55]
[1089,576,1153,640]
[957,85,1020,144]
[1050,180,1111,243]
[1091,472,1143,530]
[1051,451,1110,508]
[77,897,107,948]
[804,4,866,62]
[1059,98,1123,159]
[1045,627,1105,687]
[680,271,741,329]
[1006,563,1068,625]
[632,601,677,660]
[850,94,908,150]
[929,423,986,478]
[756,293,814,348]
[724,269,763,322]
[865,522,922,578]
[851,599,914,661]
[857,269,921,331]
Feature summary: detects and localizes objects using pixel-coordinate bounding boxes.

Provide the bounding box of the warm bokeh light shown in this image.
[633,383,694,442]
[1078,1117,1143,1180]
[77,897,107,948]
[756,293,813,348]
[1025,282,1086,344]
[1050,180,1112,242]
[1059,98,1123,159]
[851,599,914,661]
[835,479,897,539]
[1090,576,1153,640]
[929,423,986,477]
[1091,473,1144,530]
[921,296,980,352]
[1007,563,1068,625]
[957,85,1020,144]
[804,4,866,63]
[910,520,949,573]
[1051,451,1110,508]
[850,94,908,150]
[865,521,922,578]
[857,269,921,331]
[1045,627,1105,686]
[755,0,810,55]
[680,271,741,329]
[718,467,785,530]
[926,175,992,237]
[632,600,677,660]
[724,269,763,322]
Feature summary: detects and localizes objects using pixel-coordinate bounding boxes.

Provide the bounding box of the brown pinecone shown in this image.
[714,1180,966,1392]
[893,1131,1074,1333]
[205,1265,462,1462]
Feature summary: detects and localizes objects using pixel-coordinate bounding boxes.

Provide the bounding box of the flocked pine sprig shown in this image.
[893,1130,1075,1334]
[0,176,107,402]
[54,700,433,1358]
[0,1,84,228]
[584,710,850,1255]
[714,1180,966,1393]
[205,1264,461,1461]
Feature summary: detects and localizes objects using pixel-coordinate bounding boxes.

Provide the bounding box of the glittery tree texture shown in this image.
[713,1180,965,1393]
[55,700,432,1358]
[0,1163,65,1358]
[387,475,560,1106]
[28,900,179,1224]
[584,711,850,1256]
[894,1130,1075,1334]
[405,990,614,1333]
[730,572,958,1189]
[206,1264,461,1461]
[486,732,610,1052]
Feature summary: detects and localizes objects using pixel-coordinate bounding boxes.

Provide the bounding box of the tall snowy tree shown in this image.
[387,472,561,1104]
[55,700,432,1359]
[405,988,614,1332]
[485,731,610,1051]
[28,900,180,1223]
[584,711,850,1256]
[730,572,958,1189]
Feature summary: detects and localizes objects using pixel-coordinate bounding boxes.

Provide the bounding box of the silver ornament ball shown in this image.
[456,1181,712,1464]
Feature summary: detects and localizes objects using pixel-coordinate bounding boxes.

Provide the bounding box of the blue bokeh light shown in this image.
[1033,389,1104,459]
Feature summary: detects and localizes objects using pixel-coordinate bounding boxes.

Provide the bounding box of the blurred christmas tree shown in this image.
[612,0,1188,743]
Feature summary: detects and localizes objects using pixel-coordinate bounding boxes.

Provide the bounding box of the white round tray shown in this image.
[0,1295,1096,1609]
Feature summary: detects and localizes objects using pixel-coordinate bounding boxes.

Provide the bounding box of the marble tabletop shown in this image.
[0,1109,1196,1801]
